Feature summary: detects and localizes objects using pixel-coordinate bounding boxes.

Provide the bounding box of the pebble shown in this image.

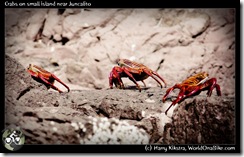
[145,98,155,103]
[52,127,58,132]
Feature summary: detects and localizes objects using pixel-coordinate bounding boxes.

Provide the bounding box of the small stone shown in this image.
[71,122,79,130]
[83,23,89,27]
[87,134,92,139]
[82,128,86,132]
[224,62,233,68]
[53,34,62,41]
[53,101,59,107]
[141,111,146,118]
[145,99,155,103]
[52,127,58,132]
[79,139,84,144]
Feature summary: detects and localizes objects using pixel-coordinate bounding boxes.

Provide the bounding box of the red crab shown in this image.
[163,72,221,115]
[27,64,70,93]
[109,59,167,92]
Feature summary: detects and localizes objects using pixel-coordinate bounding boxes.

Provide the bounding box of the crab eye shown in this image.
[118,62,123,66]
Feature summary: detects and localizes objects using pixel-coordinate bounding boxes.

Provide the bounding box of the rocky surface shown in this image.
[5,54,235,144]
[5,8,236,144]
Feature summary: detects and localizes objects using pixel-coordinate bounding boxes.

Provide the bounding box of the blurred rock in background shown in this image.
[5,8,235,96]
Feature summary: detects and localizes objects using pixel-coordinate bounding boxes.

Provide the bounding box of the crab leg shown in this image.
[165,103,173,115]
[174,85,201,99]
[204,78,221,96]
[165,87,186,115]
[214,84,221,96]
[141,80,146,87]
[51,74,70,92]
[163,84,180,102]
[38,74,63,93]
[122,67,142,92]
[109,67,124,89]
[143,69,167,88]
[149,74,163,88]
[152,71,167,87]
[165,85,203,115]
[109,71,114,88]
